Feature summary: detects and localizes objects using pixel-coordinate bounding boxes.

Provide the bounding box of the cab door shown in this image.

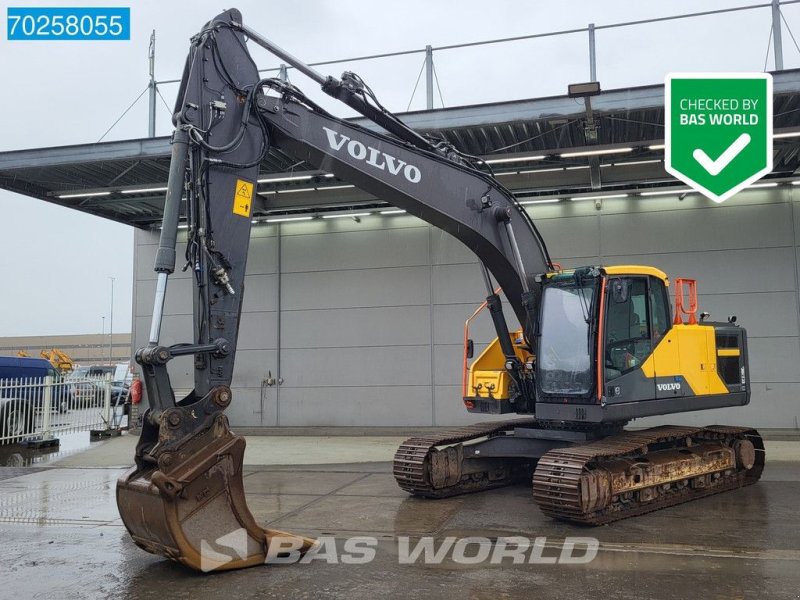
[602,276,656,403]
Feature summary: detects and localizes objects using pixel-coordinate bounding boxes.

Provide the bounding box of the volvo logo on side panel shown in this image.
[656,382,682,392]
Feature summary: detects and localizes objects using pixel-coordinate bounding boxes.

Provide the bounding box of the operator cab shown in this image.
[536,265,672,404]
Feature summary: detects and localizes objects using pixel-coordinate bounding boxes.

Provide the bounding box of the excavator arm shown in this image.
[117,8,553,571]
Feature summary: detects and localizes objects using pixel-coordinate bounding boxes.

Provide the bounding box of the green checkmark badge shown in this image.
[665,73,773,203]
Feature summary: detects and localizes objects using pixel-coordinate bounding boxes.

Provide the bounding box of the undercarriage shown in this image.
[394,420,764,524]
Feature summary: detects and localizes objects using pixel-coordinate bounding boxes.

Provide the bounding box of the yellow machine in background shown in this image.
[40,348,74,373]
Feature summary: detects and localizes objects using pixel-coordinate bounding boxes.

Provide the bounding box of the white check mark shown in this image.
[692,133,751,176]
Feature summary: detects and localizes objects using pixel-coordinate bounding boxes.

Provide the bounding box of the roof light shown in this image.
[322,212,371,219]
[565,165,590,170]
[749,182,778,188]
[607,159,663,167]
[648,144,665,150]
[276,187,316,194]
[380,209,406,214]
[483,155,546,164]
[520,167,563,174]
[495,171,519,177]
[773,131,800,139]
[519,198,560,205]
[571,193,628,201]
[640,189,693,196]
[265,216,314,223]
[121,186,168,194]
[257,175,313,183]
[322,185,355,190]
[560,147,633,158]
[57,191,111,199]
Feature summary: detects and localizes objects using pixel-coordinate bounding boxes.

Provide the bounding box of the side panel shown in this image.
[641,324,729,398]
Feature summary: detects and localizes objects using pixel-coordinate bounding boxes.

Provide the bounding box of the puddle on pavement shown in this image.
[0,431,113,467]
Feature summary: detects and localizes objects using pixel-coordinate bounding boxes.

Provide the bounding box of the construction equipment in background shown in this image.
[116,9,763,571]
[15,350,29,358]
[40,349,74,373]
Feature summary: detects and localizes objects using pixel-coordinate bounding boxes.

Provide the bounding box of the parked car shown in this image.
[66,365,129,407]
[0,356,72,438]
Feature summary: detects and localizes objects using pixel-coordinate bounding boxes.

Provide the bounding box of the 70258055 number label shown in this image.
[7,7,130,40]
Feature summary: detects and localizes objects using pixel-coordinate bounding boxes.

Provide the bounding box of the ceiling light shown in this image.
[323,173,336,178]
[121,186,168,194]
[610,159,662,167]
[560,147,633,158]
[483,155,546,164]
[648,144,665,150]
[520,167,563,174]
[519,198,560,205]
[571,193,628,201]
[792,180,800,185]
[265,216,314,223]
[322,212,371,219]
[749,182,778,188]
[773,131,800,139]
[640,189,693,196]
[57,191,111,199]
[380,209,406,214]
[495,171,519,177]
[322,185,356,190]
[565,165,590,170]
[276,187,316,194]
[258,175,313,183]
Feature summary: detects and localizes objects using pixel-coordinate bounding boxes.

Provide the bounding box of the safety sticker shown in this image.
[233,179,254,217]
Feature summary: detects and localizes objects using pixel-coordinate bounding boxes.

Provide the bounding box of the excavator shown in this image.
[117,9,764,571]
[40,348,74,373]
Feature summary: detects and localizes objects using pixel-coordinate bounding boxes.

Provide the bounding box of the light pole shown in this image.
[108,277,115,365]
[101,316,105,363]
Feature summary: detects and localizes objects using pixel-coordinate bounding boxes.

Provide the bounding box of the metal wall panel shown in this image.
[278,386,433,426]
[281,306,430,349]
[281,267,430,310]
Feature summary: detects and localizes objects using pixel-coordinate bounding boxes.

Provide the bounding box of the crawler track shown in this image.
[532,425,764,525]
[395,422,765,525]
[393,418,538,497]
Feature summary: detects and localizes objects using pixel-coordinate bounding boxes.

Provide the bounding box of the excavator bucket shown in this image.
[117,411,316,571]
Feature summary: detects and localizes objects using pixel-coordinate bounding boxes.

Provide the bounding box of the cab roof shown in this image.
[547,265,669,285]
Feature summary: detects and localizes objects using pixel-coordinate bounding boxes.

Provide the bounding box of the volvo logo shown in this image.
[657,382,682,392]
[322,127,422,183]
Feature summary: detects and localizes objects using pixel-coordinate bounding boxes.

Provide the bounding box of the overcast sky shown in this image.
[0,0,798,337]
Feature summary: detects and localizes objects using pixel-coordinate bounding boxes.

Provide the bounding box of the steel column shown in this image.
[588,23,597,81]
[772,0,784,71]
[425,45,434,109]
[148,30,156,138]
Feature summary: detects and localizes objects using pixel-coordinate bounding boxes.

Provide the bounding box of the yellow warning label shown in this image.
[233,179,254,217]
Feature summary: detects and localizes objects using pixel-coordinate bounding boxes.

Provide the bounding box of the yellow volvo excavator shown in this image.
[117,9,763,571]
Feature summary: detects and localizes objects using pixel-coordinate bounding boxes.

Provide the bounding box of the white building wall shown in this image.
[132,188,800,429]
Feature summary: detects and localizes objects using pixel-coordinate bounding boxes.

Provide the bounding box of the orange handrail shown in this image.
[673,278,698,325]
[462,287,502,398]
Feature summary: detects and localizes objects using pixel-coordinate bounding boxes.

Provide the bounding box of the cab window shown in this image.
[649,276,671,339]
[605,277,651,380]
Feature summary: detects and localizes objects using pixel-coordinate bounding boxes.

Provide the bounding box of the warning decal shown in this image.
[232,179,254,217]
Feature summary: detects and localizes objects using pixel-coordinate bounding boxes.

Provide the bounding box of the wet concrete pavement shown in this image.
[0,436,799,599]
